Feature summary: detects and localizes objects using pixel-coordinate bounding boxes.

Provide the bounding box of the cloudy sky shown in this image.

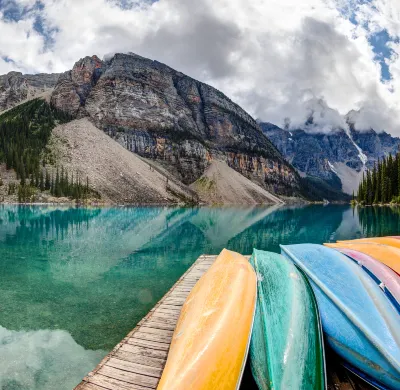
[0,0,400,134]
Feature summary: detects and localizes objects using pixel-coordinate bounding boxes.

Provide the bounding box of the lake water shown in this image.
[0,204,399,389]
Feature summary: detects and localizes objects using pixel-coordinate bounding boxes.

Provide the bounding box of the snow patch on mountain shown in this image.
[345,130,368,165]
[328,160,338,175]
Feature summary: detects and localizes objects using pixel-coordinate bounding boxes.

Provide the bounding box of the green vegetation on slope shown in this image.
[357,152,400,205]
[0,99,70,179]
[301,176,351,202]
[0,99,98,202]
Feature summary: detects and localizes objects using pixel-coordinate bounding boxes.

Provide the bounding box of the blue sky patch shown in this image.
[335,0,394,81]
[1,56,15,64]
[369,30,394,81]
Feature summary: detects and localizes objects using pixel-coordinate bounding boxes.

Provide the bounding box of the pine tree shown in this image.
[381,158,387,203]
[65,170,69,196]
[50,172,55,195]
[55,167,60,197]
[45,170,50,191]
[20,163,26,186]
[39,170,44,191]
[365,170,371,204]
[397,153,400,197]
[60,166,65,196]
[34,169,39,188]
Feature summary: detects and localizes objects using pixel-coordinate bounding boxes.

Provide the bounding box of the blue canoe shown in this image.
[281,244,400,390]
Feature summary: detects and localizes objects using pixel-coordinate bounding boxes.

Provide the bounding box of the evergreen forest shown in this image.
[0,99,98,202]
[356,153,400,205]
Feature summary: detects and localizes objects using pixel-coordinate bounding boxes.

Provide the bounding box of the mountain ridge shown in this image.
[4,52,387,203]
[0,53,304,204]
[0,71,60,112]
[49,53,302,197]
[261,121,400,195]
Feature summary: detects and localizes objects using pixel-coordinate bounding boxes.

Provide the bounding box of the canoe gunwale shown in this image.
[343,362,390,390]
[339,252,400,314]
[235,271,258,390]
[280,245,400,374]
[293,262,328,389]
[251,251,275,385]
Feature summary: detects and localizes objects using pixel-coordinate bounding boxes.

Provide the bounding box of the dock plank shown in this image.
[106,357,163,378]
[75,255,214,390]
[75,254,375,390]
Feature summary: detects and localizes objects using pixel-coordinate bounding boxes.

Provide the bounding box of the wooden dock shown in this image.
[75,254,373,390]
[75,255,216,390]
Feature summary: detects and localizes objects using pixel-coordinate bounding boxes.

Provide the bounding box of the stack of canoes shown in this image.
[157,236,400,390]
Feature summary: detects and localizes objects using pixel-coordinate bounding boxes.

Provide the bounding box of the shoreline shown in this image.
[0,200,350,208]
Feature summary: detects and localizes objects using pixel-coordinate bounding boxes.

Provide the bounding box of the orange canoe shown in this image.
[157,249,257,390]
[325,242,400,274]
[337,236,400,249]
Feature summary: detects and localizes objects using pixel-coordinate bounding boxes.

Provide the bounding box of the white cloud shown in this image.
[1,0,400,134]
[358,0,400,37]
[0,326,104,390]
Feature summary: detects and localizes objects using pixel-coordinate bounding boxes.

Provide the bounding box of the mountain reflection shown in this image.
[1,203,400,389]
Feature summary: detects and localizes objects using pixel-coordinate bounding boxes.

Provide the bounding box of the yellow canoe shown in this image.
[157,249,257,390]
[325,242,400,274]
[337,236,400,249]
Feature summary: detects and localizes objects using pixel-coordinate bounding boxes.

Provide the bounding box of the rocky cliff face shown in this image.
[0,72,60,112]
[51,53,301,196]
[261,122,400,194]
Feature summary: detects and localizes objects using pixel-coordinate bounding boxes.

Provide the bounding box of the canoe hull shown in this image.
[281,244,400,390]
[249,250,326,390]
[157,249,257,390]
[338,237,400,249]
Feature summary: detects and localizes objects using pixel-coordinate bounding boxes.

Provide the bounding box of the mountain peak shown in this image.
[50,52,303,197]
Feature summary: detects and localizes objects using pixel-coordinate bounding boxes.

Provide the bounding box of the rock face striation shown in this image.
[0,72,60,112]
[261,122,400,194]
[51,53,301,196]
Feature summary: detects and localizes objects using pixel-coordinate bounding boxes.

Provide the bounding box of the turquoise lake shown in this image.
[1,204,400,389]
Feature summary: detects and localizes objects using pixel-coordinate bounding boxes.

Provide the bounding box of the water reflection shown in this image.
[0,326,104,390]
[1,204,400,389]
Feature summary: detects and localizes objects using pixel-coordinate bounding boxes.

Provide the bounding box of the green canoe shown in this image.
[249,249,326,390]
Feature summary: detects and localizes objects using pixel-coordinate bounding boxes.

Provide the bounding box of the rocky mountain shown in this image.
[261,122,400,195]
[50,53,302,197]
[0,71,60,112]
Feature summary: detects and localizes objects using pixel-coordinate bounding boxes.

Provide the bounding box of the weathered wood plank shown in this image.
[118,344,168,360]
[127,336,171,351]
[86,374,151,390]
[153,307,181,315]
[142,321,176,331]
[147,316,179,326]
[98,366,159,389]
[163,298,186,305]
[132,331,172,344]
[165,292,190,298]
[139,327,174,337]
[74,382,109,390]
[106,357,163,378]
[114,350,166,368]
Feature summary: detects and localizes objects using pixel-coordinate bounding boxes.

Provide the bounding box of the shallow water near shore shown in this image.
[0,204,399,389]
